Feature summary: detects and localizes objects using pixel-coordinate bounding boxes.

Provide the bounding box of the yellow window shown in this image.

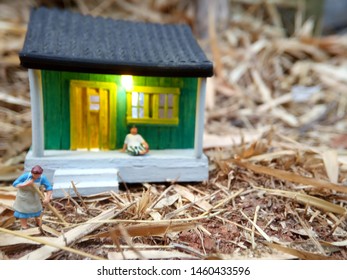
[126,86,180,125]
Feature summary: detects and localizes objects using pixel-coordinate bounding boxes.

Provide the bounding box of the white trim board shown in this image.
[25,149,209,195]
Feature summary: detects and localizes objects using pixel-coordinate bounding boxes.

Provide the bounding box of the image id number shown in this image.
[191,266,250,276]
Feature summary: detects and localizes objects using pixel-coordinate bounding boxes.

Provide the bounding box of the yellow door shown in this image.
[70,80,116,150]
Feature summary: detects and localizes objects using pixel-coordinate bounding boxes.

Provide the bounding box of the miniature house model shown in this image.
[19,7,213,196]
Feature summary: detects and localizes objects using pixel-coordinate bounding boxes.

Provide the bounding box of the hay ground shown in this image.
[0,0,347,260]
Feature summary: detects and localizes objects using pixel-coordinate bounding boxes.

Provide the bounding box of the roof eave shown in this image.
[19,54,214,78]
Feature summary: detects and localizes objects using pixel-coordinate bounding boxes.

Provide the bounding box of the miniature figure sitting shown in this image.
[12,165,53,230]
[122,126,149,156]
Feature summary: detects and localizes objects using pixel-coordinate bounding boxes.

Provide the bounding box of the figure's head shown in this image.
[130,126,138,135]
[31,165,43,179]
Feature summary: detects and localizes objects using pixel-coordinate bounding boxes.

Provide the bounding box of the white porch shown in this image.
[24,149,209,197]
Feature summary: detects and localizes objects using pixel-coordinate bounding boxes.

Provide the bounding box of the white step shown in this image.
[53,168,119,197]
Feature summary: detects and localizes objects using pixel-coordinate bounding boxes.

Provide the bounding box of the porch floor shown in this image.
[25,149,209,196]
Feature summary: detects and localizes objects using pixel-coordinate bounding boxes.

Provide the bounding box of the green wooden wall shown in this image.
[41,70,198,150]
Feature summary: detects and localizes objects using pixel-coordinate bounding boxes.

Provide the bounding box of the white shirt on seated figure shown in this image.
[122,126,149,156]
[124,133,145,147]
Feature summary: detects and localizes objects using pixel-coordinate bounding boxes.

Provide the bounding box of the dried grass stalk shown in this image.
[264,242,334,260]
[231,159,347,194]
[322,150,339,184]
[108,249,198,260]
[109,221,198,238]
[240,210,272,242]
[173,185,213,211]
[254,186,346,215]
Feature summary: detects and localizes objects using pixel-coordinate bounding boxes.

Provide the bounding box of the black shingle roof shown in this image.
[19,7,213,77]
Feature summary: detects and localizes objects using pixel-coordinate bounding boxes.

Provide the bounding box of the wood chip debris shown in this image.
[0,0,347,260]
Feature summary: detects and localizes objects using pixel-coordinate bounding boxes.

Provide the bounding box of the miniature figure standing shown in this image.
[12,165,53,229]
[122,126,149,156]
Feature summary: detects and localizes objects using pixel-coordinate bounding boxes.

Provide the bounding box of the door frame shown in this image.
[70,80,117,150]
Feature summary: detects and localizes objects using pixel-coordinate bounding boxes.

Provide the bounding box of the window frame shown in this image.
[126,86,180,125]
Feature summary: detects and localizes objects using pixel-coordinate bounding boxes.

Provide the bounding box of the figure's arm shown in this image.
[41,176,53,205]
[13,173,34,188]
[121,135,129,152]
[17,179,35,188]
[43,190,53,205]
[121,143,127,152]
[139,135,149,150]
[142,140,149,150]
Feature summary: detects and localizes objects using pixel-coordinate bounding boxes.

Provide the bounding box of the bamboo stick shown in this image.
[33,186,68,226]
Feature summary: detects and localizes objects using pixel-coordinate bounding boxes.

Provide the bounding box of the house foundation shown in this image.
[24,149,209,197]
